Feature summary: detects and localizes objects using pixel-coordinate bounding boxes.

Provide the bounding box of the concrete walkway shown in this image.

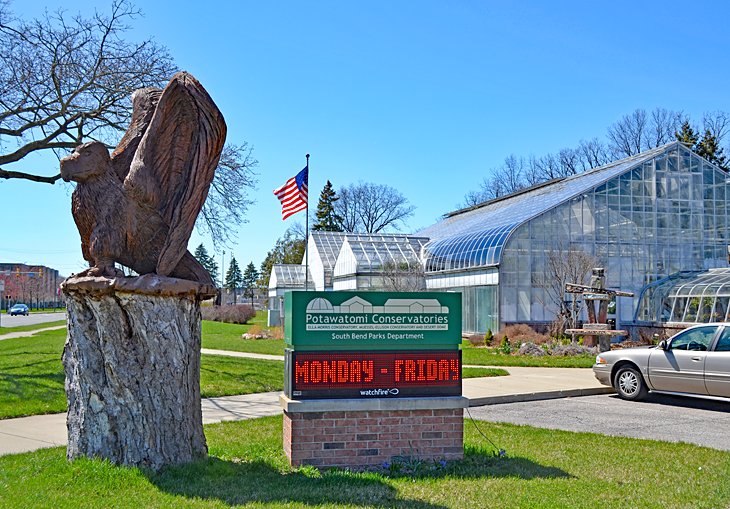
[0,325,66,341]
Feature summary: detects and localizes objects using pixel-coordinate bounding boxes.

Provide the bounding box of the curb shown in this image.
[467,386,614,407]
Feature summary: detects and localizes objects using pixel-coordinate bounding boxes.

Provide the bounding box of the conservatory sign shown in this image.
[284,291,462,399]
[284,291,462,350]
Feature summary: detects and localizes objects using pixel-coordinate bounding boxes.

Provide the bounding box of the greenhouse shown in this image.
[306,231,347,291]
[333,234,429,290]
[636,268,730,324]
[418,142,730,333]
[267,264,313,325]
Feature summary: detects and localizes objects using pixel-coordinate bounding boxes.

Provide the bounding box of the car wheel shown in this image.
[614,366,648,401]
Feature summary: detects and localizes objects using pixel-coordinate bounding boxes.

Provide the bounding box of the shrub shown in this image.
[498,324,549,345]
[467,334,485,347]
[484,329,494,346]
[201,304,256,324]
[499,335,511,355]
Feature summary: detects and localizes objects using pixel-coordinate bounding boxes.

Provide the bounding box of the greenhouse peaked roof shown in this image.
[419,142,685,272]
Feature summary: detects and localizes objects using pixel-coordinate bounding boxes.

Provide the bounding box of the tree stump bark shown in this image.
[61,274,216,470]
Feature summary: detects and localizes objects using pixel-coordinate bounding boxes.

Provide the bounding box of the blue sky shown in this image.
[2,1,730,277]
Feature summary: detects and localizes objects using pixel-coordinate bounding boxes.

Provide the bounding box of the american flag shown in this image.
[273,165,308,220]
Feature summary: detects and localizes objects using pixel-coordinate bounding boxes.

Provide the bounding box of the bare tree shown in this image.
[0,1,257,245]
[524,155,544,186]
[197,142,257,248]
[380,260,426,292]
[540,244,597,335]
[607,108,683,158]
[607,109,648,158]
[558,148,581,176]
[531,152,563,180]
[703,110,730,146]
[577,138,610,169]
[336,185,362,232]
[460,154,529,207]
[649,108,683,148]
[461,187,490,208]
[336,181,414,233]
[0,1,175,182]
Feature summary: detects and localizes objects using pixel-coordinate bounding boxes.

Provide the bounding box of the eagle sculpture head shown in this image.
[61,141,111,183]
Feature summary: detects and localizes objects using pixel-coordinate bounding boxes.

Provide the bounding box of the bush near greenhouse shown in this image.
[201,305,256,324]
[498,324,550,345]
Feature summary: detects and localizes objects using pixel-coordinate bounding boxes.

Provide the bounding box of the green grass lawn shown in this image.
[463,366,509,378]
[0,329,284,419]
[0,320,66,334]
[462,342,596,368]
[0,328,506,419]
[1,415,728,508]
[201,319,284,356]
[200,319,596,368]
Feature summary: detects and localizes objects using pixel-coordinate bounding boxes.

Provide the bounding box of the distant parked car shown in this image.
[593,324,730,402]
[9,304,29,316]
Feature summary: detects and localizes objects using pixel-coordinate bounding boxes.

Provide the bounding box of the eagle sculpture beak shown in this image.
[60,151,80,182]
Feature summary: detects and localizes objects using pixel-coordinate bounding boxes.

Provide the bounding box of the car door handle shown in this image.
[691,357,702,361]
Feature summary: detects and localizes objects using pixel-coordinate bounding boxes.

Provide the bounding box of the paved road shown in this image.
[0,312,66,328]
[468,392,730,451]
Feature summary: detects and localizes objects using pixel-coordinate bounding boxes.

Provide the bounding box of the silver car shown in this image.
[593,323,730,401]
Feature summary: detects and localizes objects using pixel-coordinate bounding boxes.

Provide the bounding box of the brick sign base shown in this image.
[280,396,468,468]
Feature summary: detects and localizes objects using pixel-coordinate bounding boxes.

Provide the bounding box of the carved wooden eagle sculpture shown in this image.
[60,72,226,286]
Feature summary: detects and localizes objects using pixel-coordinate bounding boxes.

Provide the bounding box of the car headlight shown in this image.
[595,355,607,365]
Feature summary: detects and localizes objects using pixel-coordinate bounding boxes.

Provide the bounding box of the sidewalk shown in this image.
[0,325,66,342]
[0,347,610,457]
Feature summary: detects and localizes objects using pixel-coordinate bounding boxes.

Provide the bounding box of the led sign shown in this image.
[285,350,462,399]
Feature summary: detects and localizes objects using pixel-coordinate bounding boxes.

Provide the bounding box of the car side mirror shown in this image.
[658,340,668,350]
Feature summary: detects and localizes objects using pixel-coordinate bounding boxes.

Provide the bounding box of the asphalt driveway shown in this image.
[468,393,730,451]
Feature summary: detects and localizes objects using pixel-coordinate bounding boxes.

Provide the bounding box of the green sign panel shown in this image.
[285,291,462,351]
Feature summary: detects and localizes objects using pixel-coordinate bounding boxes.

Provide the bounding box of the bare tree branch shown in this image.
[381,260,426,292]
[0,0,176,180]
[335,182,414,233]
[196,142,258,248]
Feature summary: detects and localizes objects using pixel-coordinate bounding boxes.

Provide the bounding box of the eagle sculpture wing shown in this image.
[110,88,162,182]
[123,72,227,277]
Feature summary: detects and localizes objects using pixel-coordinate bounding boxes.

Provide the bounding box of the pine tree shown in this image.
[675,120,699,147]
[193,243,219,285]
[224,256,243,304]
[312,180,343,231]
[696,129,728,170]
[242,262,260,307]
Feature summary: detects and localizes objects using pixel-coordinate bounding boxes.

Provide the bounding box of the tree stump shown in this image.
[61,274,216,470]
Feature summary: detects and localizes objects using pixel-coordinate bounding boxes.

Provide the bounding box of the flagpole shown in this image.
[305,153,310,291]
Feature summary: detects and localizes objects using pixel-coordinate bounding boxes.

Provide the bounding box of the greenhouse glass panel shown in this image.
[635,268,730,324]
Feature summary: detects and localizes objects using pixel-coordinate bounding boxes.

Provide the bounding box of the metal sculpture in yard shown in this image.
[565,268,634,352]
[60,72,226,470]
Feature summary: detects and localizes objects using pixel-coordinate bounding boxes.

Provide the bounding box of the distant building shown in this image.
[0,263,63,309]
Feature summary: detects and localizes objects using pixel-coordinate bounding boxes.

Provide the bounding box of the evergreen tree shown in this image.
[242,262,260,307]
[312,180,343,231]
[675,120,699,147]
[224,256,244,304]
[193,243,219,285]
[696,129,728,170]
